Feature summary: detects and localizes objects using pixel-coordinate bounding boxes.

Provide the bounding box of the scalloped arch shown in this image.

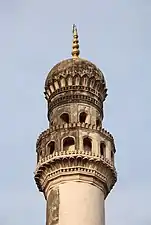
[73,75,80,85]
[66,74,73,86]
[81,74,89,86]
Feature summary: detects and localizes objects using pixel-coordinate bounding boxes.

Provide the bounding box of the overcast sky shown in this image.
[0,1,151,225]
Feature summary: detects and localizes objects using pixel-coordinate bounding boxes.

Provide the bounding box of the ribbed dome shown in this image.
[45,58,106,88]
[44,25,107,103]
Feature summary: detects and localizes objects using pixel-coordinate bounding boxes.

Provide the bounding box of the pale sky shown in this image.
[0,1,151,225]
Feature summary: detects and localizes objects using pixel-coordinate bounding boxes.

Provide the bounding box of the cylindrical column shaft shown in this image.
[46,181,105,225]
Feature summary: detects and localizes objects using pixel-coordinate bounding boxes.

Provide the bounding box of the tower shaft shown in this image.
[46,182,105,225]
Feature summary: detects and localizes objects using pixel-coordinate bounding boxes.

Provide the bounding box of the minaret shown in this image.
[34,25,117,225]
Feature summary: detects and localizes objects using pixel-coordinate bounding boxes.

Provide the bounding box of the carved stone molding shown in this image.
[36,150,115,169]
[44,174,107,200]
[34,153,117,199]
[36,125,115,150]
[45,85,103,101]
[47,93,103,116]
[45,59,105,84]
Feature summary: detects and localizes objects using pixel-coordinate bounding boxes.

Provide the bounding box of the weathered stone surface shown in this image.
[46,187,59,225]
[45,58,105,87]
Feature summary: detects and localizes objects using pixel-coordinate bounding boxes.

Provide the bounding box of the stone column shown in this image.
[59,181,105,225]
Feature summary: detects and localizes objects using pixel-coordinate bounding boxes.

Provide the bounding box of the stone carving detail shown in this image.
[34,150,117,198]
[46,188,59,225]
[36,125,115,162]
[48,93,103,114]
[45,58,105,86]
[44,59,107,105]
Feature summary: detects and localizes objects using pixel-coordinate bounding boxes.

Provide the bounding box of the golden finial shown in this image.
[72,24,80,58]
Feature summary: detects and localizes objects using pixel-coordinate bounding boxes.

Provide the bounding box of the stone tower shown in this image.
[34,25,117,225]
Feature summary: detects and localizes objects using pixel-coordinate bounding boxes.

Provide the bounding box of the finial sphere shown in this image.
[72,24,80,58]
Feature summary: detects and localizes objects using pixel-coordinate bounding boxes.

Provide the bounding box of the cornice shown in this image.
[34,151,117,198]
[45,85,106,102]
[47,93,103,116]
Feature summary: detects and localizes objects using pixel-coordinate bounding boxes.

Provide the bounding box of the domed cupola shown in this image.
[44,25,107,121]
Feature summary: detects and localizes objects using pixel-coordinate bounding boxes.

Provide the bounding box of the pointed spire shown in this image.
[72,24,80,58]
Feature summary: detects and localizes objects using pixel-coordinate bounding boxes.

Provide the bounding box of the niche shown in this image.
[96,118,101,127]
[83,137,92,151]
[100,142,106,157]
[60,113,69,123]
[63,137,75,151]
[79,112,87,123]
[47,141,55,154]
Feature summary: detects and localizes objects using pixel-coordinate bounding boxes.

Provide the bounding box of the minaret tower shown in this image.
[34,25,117,225]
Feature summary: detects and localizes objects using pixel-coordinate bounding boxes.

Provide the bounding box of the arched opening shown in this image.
[60,113,69,123]
[48,141,55,154]
[111,150,114,162]
[100,142,106,157]
[83,137,92,151]
[63,137,75,151]
[79,112,87,123]
[96,118,101,127]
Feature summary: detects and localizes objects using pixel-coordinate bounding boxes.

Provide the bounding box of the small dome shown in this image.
[45,58,106,88]
[44,25,107,102]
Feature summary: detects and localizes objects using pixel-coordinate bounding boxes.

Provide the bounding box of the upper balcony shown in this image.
[36,122,116,167]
